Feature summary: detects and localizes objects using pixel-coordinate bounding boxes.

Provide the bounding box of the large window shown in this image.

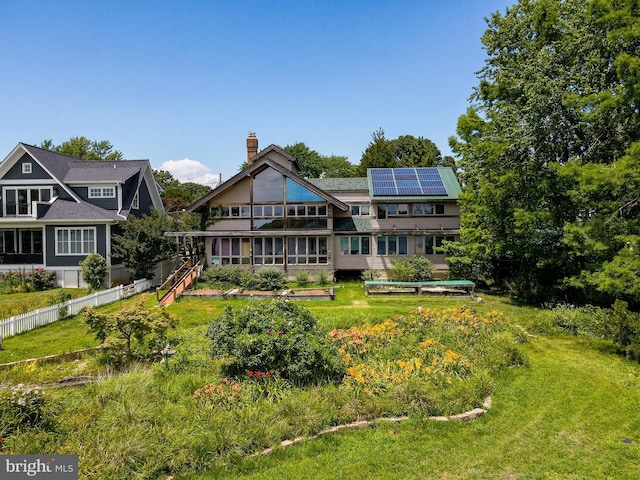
[4,188,52,216]
[377,236,408,255]
[287,236,328,264]
[339,236,370,255]
[253,237,284,265]
[254,169,283,202]
[56,228,96,255]
[210,205,251,218]
[415,235,455,255]
[211,237,251,265]
[376,202,445,219]
[351,205,370,216]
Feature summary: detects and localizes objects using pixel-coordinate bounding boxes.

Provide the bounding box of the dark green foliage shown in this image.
[112,210,180,280]
[41,136,123,161]
[47,290,74,319]
[283,142,357,178]
[206,299,344,386]
[449,0,640,304]
[80,253,108,291]
[388,256,435,282]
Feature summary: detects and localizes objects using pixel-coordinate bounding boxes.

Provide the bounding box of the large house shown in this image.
[185,134,461,279]
[0,143,165,287]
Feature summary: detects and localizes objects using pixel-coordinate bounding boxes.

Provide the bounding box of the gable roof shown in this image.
[189,150,348,212]
[0,142,164,219]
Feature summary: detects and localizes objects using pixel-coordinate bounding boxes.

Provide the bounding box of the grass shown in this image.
[1,283,639,479]
[0,288,86,320]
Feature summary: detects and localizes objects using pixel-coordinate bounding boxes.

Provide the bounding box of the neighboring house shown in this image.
[183,134,462,279]
[0,143,165,287]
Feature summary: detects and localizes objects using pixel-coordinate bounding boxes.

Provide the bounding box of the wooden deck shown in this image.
[364,280,475,297]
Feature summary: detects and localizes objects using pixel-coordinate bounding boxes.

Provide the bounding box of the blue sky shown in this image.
[0,0,513,186]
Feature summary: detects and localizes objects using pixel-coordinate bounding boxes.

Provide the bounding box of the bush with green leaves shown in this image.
[317,270,332,285]
[388,256,435,282]
[83,298,178,360]
[295,270,311,285]
[0,269,56,293]
[206,299,344,386]
[80,253,108,290]
[254,267,286,290]
[361,269,381,281]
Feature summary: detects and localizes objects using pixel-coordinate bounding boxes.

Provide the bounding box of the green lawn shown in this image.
[1,284,639,479]
[0,288,86,320]
[201,335,640,479]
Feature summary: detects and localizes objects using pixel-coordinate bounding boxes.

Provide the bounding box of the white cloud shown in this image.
[159,158,222,187]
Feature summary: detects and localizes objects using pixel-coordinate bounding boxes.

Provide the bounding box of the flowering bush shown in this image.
[0,384,49,438]
[0,268,56,293]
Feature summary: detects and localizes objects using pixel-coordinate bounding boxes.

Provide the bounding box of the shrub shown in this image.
[203,265,245,286]
[361,269,381,281]
[206,299,344,386]
[80,253,108,291]
[295,270,311,285]
[28,268,56,291]
[389,256,435,282]
[255,267,286,291]
[605,300,640,361]
[317,270,332,286]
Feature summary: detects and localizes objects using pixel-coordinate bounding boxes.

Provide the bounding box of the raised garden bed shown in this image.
[183,286,335,300]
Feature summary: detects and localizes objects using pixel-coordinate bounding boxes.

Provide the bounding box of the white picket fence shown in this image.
[0,279,153,339]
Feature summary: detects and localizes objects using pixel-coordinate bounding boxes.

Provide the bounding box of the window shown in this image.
[287,204,327,217]
[209,205,251,218]
[132,191,139,209]
[22,163,32,174]
[377,204,387,219]
[0,230,15,254]
[416,235,455,255]
[253,237,284,265]
[88,187,115,198]
[211,237,251,265]
[377,236,408,255]
[412,203,445,215]
[351,205,370,216]
[339,236,370,255]
[287,236,328,264]
[3,187,52,216]
[56,228,96,255]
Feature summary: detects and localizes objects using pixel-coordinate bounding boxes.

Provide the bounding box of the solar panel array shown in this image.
[370,168,447,196]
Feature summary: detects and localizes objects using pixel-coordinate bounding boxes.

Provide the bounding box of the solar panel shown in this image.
[370,168,447,196]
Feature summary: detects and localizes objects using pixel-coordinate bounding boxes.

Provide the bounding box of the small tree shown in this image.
[112,210,179,280]
[80,253,108,290]
[83,298,178,357]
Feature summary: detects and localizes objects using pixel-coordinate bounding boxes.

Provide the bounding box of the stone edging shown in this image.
[253,396,492,457]
[0,346,102,370]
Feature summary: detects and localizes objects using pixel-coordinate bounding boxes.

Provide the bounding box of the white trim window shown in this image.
[56,227,96,255]
[22,163,32,174]
[3,187,52,216]
[132,191,139,210]
[88,187,115,198]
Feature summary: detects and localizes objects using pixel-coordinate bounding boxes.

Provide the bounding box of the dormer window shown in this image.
[89,187,115,198]
[22,163,32,174]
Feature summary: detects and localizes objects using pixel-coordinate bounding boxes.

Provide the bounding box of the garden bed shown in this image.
[184,286,335,300]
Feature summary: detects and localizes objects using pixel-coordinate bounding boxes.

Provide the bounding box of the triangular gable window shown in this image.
[286,178,323,202]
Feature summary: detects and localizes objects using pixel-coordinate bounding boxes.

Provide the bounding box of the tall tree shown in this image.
[283,142,357,178]
[449,0,640,304]
[41,136,123,161]
[357,128,396,175]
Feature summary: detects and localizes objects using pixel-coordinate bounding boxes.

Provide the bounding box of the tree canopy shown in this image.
[448,0,640,305]
[283,142,357,178]
[40,136,123,161]
[152,169,210,212]
[357,128,454,175]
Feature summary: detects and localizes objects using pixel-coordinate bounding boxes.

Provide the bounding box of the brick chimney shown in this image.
[246,132,258,165]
